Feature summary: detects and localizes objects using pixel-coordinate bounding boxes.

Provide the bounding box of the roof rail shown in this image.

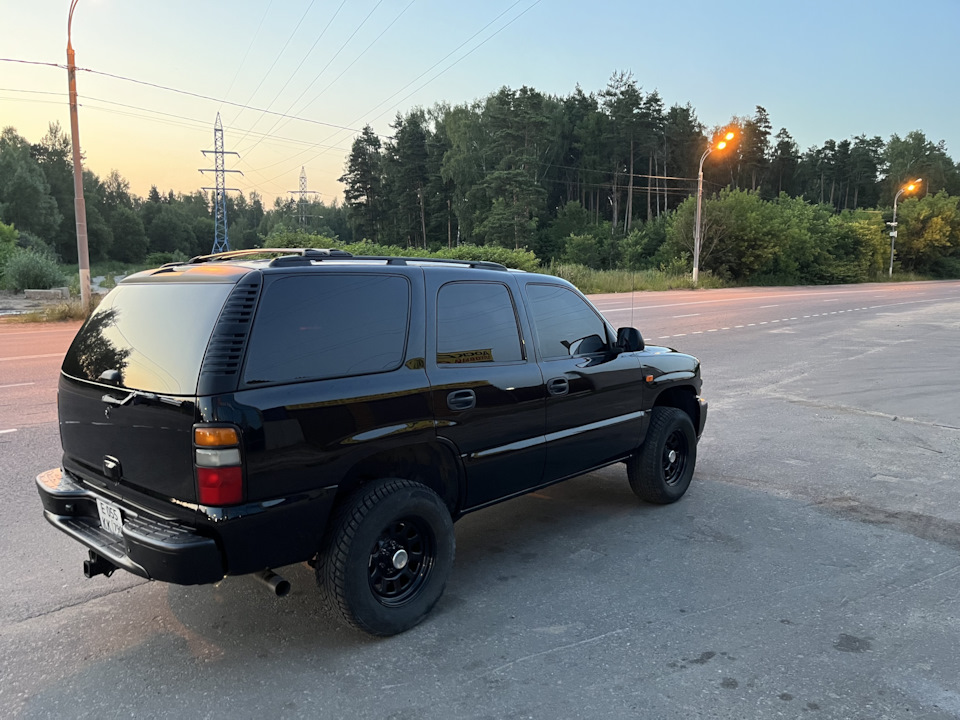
[350,256,508,271]
[162,248,353,267]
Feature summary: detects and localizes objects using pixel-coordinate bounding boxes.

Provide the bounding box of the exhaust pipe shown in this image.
[253,569,290,597]
[84,550,116,579]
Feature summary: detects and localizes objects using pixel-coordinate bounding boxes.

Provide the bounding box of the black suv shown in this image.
[37,249,707,635]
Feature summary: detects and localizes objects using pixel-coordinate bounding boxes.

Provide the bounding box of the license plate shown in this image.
[96,498,123,537]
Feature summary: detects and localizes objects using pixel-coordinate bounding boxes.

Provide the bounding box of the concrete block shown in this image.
[24,287,70,301]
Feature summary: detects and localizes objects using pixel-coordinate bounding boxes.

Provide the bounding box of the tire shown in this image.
[627,407,697,504]
[316,478,455,636]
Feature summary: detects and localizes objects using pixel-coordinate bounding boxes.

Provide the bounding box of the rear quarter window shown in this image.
[242,274,410,385]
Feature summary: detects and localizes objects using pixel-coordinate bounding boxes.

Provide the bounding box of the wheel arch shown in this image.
[333,439,465,518]
[652,384,700,430]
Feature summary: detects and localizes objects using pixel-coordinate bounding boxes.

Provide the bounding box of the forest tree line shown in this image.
[2,72,960,284]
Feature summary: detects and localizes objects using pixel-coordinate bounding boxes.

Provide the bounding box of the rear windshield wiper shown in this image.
[101,390,184,408]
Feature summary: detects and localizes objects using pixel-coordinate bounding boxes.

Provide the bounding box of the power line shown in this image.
[226,0,318,128]
[219,0,275,114]
[0,59,391,139]
[258,0,416,145]
[238,0,381,157]
[232,0,346,150]
[246,0,542,182]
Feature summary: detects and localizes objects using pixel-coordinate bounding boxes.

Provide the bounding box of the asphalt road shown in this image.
[1,280,959,719]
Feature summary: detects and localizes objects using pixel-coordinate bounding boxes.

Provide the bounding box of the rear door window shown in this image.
[243,274,410,385]
[436,281,524,364]
[62,282,234,395]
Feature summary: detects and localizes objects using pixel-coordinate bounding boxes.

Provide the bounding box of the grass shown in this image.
[547,263,729,294]
[6,298,99,323]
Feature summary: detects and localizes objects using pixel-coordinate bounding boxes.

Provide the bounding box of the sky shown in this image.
[3,0,959,208]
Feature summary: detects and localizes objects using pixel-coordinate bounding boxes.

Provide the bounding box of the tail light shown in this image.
[194,426,243,505]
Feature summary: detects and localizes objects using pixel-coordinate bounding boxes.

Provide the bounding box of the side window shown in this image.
[526,284,608,360]
[436,282,524,364]
[243,274,409,384]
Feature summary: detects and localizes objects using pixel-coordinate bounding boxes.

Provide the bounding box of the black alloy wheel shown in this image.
[661,427,690,487]
[369,517,436,607]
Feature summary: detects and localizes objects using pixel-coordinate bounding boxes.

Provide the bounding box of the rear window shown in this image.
[242,274,410,385]
[62,282,234,395]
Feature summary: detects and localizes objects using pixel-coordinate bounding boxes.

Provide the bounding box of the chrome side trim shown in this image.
[468,410,645,460]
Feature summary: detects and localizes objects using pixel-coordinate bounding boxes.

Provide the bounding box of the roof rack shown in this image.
[160,248,353,268]
[158,249,509,272]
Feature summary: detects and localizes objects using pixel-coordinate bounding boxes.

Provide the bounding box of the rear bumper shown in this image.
[697,396,708,438]
[37,468,225,585]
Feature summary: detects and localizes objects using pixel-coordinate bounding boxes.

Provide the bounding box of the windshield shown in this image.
[62,282,234,395]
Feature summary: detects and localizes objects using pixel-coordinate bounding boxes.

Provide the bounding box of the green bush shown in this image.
[1,248,66,292]
[0,221,17,282]
[269,232,542,272]
[144,250,189,267]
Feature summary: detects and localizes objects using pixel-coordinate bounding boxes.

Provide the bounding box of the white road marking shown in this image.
[758,304,779,309]
[0,353,62,362]
[0,429,16,435]
[673,313,701,318]
[0,382,35,389]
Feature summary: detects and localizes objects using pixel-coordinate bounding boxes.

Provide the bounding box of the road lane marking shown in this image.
[0,328,78,336]
[0,382,35,389]
[673,313,701,318]
[637,297,958,341]
[0,353,62,362]
[758,304,779,308]
[0,429,16,434]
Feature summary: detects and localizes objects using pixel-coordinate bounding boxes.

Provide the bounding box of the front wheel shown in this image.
[316,479,455,636]
[627,407,697,504]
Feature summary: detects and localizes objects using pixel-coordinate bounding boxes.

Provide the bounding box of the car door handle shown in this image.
[447,389,476,411]
[547,377,569,396]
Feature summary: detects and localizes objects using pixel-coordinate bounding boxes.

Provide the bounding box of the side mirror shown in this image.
[616,327,644,352]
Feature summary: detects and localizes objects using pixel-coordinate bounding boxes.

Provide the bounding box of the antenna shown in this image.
[288,167,320,229]
[200,113,242,253]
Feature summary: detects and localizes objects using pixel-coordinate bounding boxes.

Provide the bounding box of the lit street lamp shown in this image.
[67,0,91,308]
[693,130,735,285]
[888,178,922,278]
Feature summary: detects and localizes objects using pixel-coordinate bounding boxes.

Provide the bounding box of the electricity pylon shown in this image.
[200,113,242,253]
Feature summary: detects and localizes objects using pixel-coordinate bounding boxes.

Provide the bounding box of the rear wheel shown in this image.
[316,479,455,636]
[627,407,697,504]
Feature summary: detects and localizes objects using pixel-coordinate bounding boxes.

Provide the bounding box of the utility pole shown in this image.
[289,167,320,229]
[200,114,241,253]
[66,0,91,307]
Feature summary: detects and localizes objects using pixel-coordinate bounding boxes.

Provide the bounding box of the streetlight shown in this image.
[67,0,92,308]
[693,130,736,285]
[888,178,922,277]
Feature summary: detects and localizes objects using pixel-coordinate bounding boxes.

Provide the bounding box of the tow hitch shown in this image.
[83,550,117,579]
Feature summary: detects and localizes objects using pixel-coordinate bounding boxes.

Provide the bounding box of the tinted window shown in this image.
[243,274,409,384]
[526,284,608,359]
[62,282,234,395]
[437,282,523,364]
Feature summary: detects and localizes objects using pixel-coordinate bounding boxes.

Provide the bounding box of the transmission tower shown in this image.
[200,113,241,253]
[289,167,320,229]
